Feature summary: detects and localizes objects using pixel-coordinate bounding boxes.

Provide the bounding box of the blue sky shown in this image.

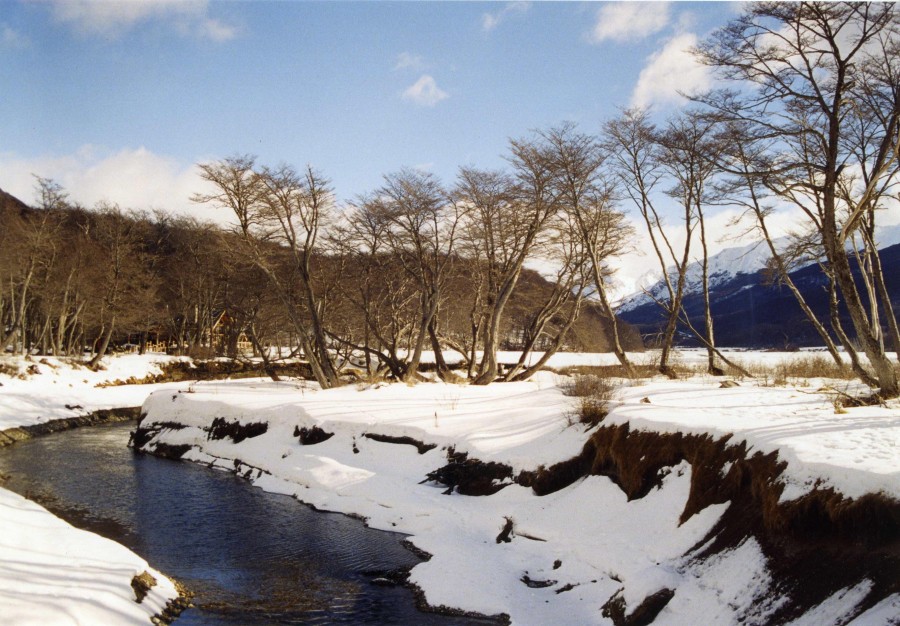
[2,1,736,204]
[2,1,748,296]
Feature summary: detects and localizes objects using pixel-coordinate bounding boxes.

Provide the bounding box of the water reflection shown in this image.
[0,424,488,625]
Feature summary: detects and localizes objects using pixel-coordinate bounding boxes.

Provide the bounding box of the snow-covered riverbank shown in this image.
[0,355,191,625]
[134,363,900,625]
[0,487,179,625]
[2,352,899,624]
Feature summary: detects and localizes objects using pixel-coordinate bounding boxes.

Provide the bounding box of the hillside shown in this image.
[619,241,900,349]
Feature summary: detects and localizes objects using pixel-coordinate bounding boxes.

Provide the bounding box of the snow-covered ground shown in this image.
[0,487,178,625]
[2,352,898,624]
[0,355,190,624]
[0,354,191,431]
[136,356,899,625]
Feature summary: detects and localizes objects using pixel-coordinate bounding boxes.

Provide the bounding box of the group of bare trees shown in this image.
[193,124,635,387]
[0,180,156,365]
[3,3,897,396]
[590,2,899,396]
[696,1,900,396]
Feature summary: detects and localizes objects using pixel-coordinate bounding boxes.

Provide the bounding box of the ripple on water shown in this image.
[0,423,491,625]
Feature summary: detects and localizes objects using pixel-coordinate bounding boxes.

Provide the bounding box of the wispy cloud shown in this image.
[1,23,29,48]
[402,74,448,107]
[590,1,670,44]
[39,0,237,41]
[482,1,529,33]
[394,51,426,72]
[631,33,710,107]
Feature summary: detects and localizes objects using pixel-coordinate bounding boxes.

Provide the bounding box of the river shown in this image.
[0,423,490,625]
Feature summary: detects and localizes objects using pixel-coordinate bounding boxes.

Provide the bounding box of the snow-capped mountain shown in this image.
[618,223,900,314]
[617,239,781,313]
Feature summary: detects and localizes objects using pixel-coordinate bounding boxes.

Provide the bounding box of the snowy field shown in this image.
[1,352,898,625]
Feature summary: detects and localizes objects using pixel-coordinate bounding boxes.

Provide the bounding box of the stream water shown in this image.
[0,423,488,624]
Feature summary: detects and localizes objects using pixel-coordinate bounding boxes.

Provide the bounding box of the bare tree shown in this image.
[696,2,900,396]
[193,156,341,388]
[457,145,560,385]
[1,177,66,354]
[604,108,690,377]
[367,169,461,381]
[656,111,726,375]
[86,205,157,368]
[540,123,636,375]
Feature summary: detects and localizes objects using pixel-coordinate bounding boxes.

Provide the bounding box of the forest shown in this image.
[2,4,899,395]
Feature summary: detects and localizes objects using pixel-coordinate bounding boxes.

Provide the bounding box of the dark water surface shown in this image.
[0,424,484,625]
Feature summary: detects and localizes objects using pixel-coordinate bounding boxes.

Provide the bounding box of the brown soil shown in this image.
[294,425,334,445]
[363,433,437,455]
[206,417,268,443]
[521,423,900,623]
[424,449,514,495]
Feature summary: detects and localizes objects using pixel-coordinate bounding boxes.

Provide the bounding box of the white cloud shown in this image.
[631,33,711,108]
[1,23,29,48]
[590,2,670,44]
[0,146,226,225]
[194,17,237,43]
[40,0,236,41]
[482,2,529,33]
[402,75,449,107]
[394,51,426,72]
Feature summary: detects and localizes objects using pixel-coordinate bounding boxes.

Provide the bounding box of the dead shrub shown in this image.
[554,363,657,380]
[0,361,19,377]
[756,355,854,382]
[561,374,618,427]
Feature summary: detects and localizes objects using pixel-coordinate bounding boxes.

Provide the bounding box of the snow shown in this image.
[135,353,898,624]
[604,379,900,501]
[0,487,177,625]
[0,354,189,430]
[617,238,778,312]
[0,355,188,624]
[616,225,900,312]
[2,351,898,624]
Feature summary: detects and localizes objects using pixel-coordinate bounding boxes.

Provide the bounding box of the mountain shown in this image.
[618,235,900,349]
[617,238,780,313]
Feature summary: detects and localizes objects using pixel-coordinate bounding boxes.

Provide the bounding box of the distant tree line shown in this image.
[2,3,898,395]
[0,166,639,381]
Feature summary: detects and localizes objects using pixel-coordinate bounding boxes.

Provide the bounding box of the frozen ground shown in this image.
[0,354,189,430]
[0,487,177,625]
[2,352,898,624]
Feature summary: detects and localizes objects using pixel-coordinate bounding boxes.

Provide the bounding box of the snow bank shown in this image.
[136,364,900,623]
[604,380,900,501]
[0,459,178,626]
[0,354,190,624]
[0,354,188,430]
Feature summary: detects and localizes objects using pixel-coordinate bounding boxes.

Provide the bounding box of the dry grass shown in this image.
[560,373,619,427]
[753,355,855,387]
[553,363,658,380]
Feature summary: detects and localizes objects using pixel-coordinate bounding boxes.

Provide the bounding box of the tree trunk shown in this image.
[89,318,116,369]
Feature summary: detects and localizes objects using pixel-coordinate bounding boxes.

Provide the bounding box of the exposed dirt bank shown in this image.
[133,414,899,624]
[519,424,899,623]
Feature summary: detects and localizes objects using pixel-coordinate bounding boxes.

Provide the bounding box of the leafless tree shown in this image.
[193,156,341,388]
[366,169,461,381]
[540,123,636,375]
[696,1,900,396]
[604,108,691,377]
